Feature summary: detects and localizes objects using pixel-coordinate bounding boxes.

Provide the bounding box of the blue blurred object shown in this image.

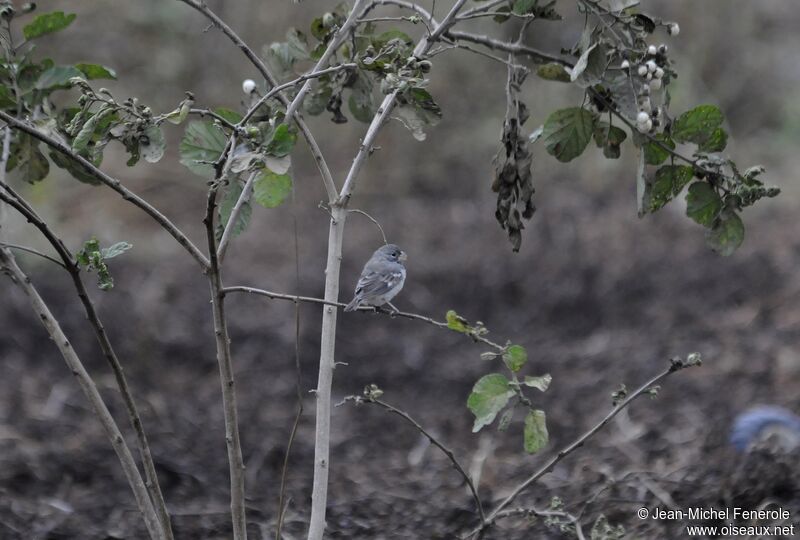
[730,406,800,452]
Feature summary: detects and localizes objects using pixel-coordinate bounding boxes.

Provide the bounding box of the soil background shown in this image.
[1,1,800,538]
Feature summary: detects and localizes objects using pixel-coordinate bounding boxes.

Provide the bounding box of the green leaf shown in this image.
[497,408,514,432]
[373,30,414,48]
[542,107,596,162]
[23,12,77,40]
[523,374,552,392]
[266,124,296,157]
[35,65,82,90]
[593,122,627,159]
[698,127,728,153]
[467,374,515,432]
[253,169,292,208]
[446,310,469,333]
[8,134,49,184]
[648,165,694,212]
[685,182,722,227]
[140,125,166,163]
[75,63,117,80]
[77,238,117,291]
[348,70,375,123]
[572,44,606,88]
[536,63,571,83]
[49,150,101,185]
[179,121,227,177]
[214,107,243,125]
[219,182,252,238]
[101,242,132,259]
[71,107,114,155]
[512,0,536,15]
[671,104,724,146]
[0,85,16,109]
[643,133,675,165]
[503,345,528,373]
[524,409,548,453]
[706,210,744,256]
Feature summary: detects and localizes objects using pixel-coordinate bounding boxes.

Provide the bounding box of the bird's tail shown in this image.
[344,297,361,312]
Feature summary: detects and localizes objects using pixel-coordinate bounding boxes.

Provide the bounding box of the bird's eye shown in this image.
[393,251,398,257]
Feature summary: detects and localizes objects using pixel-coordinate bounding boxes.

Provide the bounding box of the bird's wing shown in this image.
[355,264,405,299]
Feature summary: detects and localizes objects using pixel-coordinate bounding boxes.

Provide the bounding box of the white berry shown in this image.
[648,45,657,55]
[637,65,648,77]
[646,60,657,72]
[649,78,663,90]
[655,67,664,79]
[621,59,630,69]
[668,23,680,36]
[242,79,256,94]
[637,111,650,124]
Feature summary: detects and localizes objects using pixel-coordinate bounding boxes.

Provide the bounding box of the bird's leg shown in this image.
[386,302,400,315]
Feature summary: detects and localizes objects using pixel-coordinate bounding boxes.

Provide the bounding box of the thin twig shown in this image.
[240,64,356,127]
[492,507,586,540]
[217,170,257,264]
[347,396,486,524]
[221,285,505,350]
[204,184,248,540]
[464,356,701,538]
[347,209,388,245]
[283,1,366,125]
[176,0,338,203]
[0,248,164,540]
[0,187,174,540]
[0,242,66,268]
[277,141,305,540]
[0,110,209,270]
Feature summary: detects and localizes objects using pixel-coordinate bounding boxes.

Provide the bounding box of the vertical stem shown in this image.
[307,206,347,540]
[0,248,164,540]
[205,189,247,540]
[307,3,469,538]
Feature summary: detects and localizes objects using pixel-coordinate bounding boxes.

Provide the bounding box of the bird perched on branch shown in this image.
[344,244,407,313]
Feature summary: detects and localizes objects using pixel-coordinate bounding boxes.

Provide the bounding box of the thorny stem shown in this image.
[0,248,165,540]
[464,357,700,539]
[346,396,486,524]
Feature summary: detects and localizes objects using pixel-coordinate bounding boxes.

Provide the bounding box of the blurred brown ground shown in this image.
[1,1,800,538]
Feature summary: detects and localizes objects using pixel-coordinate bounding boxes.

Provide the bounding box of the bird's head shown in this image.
[377,243,407,263]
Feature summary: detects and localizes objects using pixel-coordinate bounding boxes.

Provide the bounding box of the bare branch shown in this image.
[221,285,505,350]
[491,507,586,540]
[0,248,165,540]
[446,30,568,65]
[217,170,257,264]
[0,110,210,270]
[0,186,174,540]
[465,356,702,538]
[346,208,388,245]
[203,185,248,540]
[345,395,486,524]
[0,241,66,268]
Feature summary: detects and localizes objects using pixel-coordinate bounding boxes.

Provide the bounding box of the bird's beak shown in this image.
[399,250,407,262]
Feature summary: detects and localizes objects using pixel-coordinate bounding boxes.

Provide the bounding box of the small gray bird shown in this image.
[344,244,407,312]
